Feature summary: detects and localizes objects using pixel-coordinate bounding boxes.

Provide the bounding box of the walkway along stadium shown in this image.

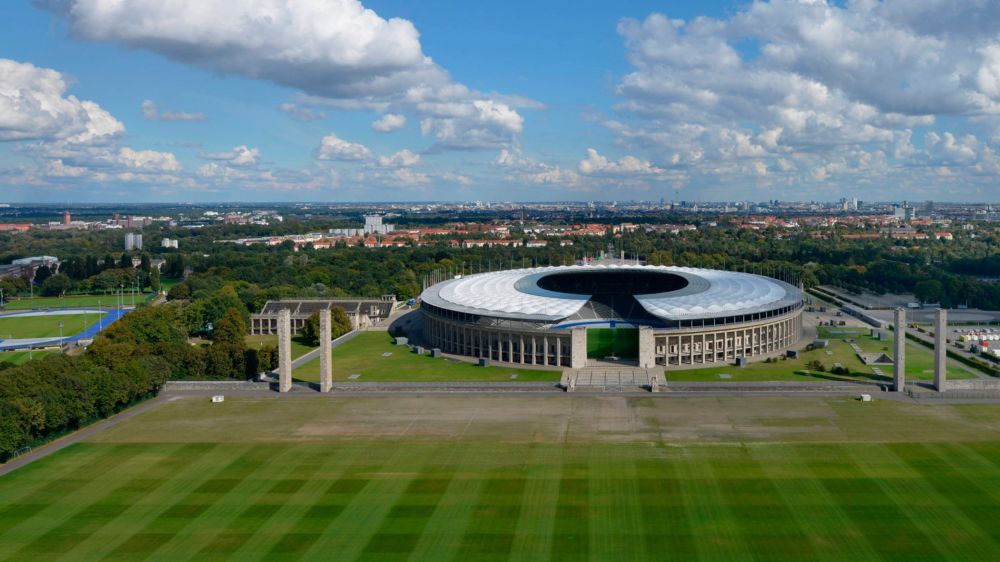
[419,265,804,369]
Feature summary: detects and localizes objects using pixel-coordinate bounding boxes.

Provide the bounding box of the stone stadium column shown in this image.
[278,309,292,393]
[893,308,906,392]
[570,327,586,369]
[934,308,947,392]
[638,327,655,369]
[320,308,333,393]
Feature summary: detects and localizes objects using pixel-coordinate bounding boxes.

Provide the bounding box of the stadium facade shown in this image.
[420,265,803,368]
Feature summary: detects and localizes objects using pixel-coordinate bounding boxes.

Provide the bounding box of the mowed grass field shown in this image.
[667,326,975,383]
[294,332,559,382]
[0,350,55,365]
[2,395,1000,561]
[2,294,147,310]
[0,313,103,339]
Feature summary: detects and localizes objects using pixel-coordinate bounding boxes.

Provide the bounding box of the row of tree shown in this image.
[0,289,279,459]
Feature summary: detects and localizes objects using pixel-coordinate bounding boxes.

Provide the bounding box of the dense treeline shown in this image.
[0,295,278,459]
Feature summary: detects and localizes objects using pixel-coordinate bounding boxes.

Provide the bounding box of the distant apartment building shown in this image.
[125,232,143,251]
[363,214,395,235]
[161,238,179,249]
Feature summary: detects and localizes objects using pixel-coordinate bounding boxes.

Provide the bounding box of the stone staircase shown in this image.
[561,366,661,392]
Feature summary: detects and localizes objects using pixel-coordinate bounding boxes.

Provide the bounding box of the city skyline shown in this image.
[5,1,1000,203]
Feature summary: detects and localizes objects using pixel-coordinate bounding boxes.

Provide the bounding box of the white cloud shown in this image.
[116,147,182,172]
[141,99,205,122]
[495,147,581,187]
[376,149,420,167]
[317,133,373,161]
[49,0,528,151]
[200,145,261,166]
[578,148,664,176]
[372,113,406,132]
[0,58,123,142]
[278,102,326,122]
[43,159,88,178]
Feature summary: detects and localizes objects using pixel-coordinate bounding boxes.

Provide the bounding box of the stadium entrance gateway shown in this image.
[586,327,639,360]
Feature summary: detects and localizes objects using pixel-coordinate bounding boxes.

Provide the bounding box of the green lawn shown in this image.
[294,331,559,382]
[0,350,54,365]
[667,326,973,383]
[245,334,315,360]
[0,313,104,339]
[1,395,999,561]
[587,328,639,359]
[1,294,151,311]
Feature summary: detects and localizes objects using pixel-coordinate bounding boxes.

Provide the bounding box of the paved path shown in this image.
[0,394,169,478]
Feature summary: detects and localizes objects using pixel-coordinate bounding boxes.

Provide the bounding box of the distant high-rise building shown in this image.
[125,232,143,251]
[62,210,71,225]
[362,214,394,235]
[161,238,178,249]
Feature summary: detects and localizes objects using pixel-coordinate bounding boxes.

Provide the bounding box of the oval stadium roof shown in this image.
[420,265,802,324]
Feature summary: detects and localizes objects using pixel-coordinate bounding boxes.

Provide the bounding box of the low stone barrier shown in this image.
[944,379,1000,391]
[163,381,271,391]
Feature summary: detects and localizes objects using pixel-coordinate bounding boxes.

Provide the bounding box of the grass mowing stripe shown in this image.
[453,469,527,561]
[805,445,945,561]
[507,444,563,562]
[355,473,454,561]
[190,445,335,562]
[550,462,590,561]
[710,448,818,561]
[934,442,1000,505]
[844,443,989,560]
[756,444,882,561]
[404,443,503,561]
[0,444,157,544]
[254,448,355,561]
[158,445,312,561]
[634,456,698,559]
[98,445,275,561]
[0,443,135,508]
[11,443,217,560]
[297,444,424,561]
[883,443,1000,557]
[588,445,646,561]
[303,442,444,560]
[674,446,752,560]
[958,441,1000,474]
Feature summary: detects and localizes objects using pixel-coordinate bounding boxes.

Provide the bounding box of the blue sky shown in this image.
[2,1,1000,203]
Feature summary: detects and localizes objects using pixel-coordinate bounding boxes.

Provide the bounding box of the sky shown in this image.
[2,0,1000,203]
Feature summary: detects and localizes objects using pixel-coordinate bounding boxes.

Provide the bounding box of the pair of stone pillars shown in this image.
[892,307,947,393]
[276,308,333,393]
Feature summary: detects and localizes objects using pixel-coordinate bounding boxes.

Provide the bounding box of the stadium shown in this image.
[420,265,804,368]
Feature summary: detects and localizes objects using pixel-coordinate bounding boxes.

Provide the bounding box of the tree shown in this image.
[300,311,321,346]
[41,273,71,297]
[149,268,161,293]
[331,307,352,338]
[140,254,151,273]
[212,307,247,345]
[167,282,190,301]
[914,279,943,305]
[33,265,52,285]
[119,253,132,269]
